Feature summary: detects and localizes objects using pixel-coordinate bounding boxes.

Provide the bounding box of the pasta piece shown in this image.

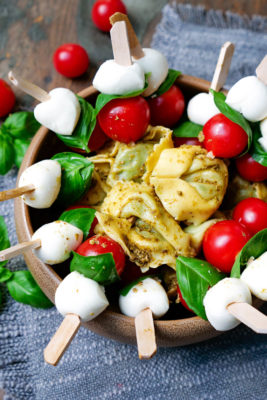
[184,218,223,253]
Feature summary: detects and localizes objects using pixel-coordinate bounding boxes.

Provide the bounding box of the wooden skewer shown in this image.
[227,302,267,334]
[0,239,41,261]
[0,184,35,202]
[8,70,50,102]
[44,314,81,366]
[135,308,157,359]
[256,54,267,85]
[110,21,132,66]
[210,41,235,91]
[110,12,145,59]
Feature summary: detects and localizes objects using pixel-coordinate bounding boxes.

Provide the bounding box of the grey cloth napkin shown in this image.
[1,4,267,400]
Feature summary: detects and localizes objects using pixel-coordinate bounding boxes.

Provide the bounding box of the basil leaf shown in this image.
[176,256,225,320]
[152,69,181,97]
[52,152,94,206]
[0,134,15,175]
[14,138,31,168]
[211,90,252,151]
[6,270,53,308]
[0,266,13,283]
[2,111,40,139]
[0,216,10,268]
[70,252,119,285]
[231,228,267,278]
[250,124,267,167]
[56,96,96,152]
[173,121,203,138]
[59,208,96,240]
[120,275,154,296]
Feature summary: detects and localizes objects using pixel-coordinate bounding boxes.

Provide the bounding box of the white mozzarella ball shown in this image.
[241,251,267,301]
[34,88,81,135]
[133,48,168,97]
[32,221,83,265]
[93,60,145,95]
[119,277,169,318]
[203,278,252,331]
[18,160,61,209]
[55,271,109,322]
[187,93,220,125]
[226,76,267,122]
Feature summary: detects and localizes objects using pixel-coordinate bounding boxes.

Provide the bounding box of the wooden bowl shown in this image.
[14,75,259,347]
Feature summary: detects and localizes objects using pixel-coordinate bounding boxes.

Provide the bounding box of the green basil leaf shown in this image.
[250,124,267,167]
[211,90,252,152]
[173,121,203,138]
[51,152,94,206]
[14,138,31,168]
[0,266,13,282]
[120,275,154,296]
[70,251,119,285]
[0,134,15,175]
[59,208,96,240]
[176,256,225,319]
[231,228,267,278]
[0,216,11,268]
[6,270,53,308]
[56,96,96,152]
[2,111,40,139]
[152,69,181,97]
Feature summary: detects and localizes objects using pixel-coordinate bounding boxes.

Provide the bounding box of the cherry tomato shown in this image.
[76,235,125,276]
[0,79,15,118]
[66,205,98,237]
[53,43,89,78]
[98,96,150,143]
[173,137,204,148]
[203,220,251,273]
[203,113,248,158]
[147,85,185,128]
[233,198,267,236]
[236,153,267,182]
[177,284,193,313]
[91,0,127,32]
[71,120,108,154]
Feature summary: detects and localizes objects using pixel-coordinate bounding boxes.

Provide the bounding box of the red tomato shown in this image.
[203,220,251,273]
[236,153,267,182]
[203,113,248,158]
[76,235,125,276]
[173,137,204,148]
[53,43,89,78]
[177,284,193,313]
[233,198,267,236]
[98,96,150,143]
[91,0,127,32]
[66,205,98,237]
[0,79,15,117]
[88,120,108,151]
[147,85,185,128]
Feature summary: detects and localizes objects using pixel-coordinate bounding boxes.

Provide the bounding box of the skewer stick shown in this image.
[210,41,235,91]
[8,71,50,102]
[135,308,157,359]
[0,184,35,202]
[256,55,267,85]
[110,13,145,59]
[0,239,41,261]
[110,21,132,66]
[44,314,81,366]
[227,302,267,334]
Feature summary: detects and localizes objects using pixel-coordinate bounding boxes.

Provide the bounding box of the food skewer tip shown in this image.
[110,21,132,66]
[8,70,50,103]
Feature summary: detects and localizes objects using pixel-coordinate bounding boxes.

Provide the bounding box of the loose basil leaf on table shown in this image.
[56,96,96,153]
[59,208,96,240]
[249,124,267,167]
[70,252,119,285]
[2,111,40,139]
[120,275,154,296]
[176,256,226,320]
[0,134,15,175]
[0,216,11,268]
[6,270,53,308]
[210,90,252,152]
[231,228,267,278]
[151,69,181,97]
[0,266,13,283]
[173,121,203,138]
[14,138,31,168]
[52,152,94,206]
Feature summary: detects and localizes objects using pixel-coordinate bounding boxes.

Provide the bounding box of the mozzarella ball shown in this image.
[187,93,220,125]
[133,48,168,97]
[32,221,83,265]
[119,277,169,318]
[93,60,145,95]
[203,278,252,331]
[34,88,81,135]
[55,271,109,322]
[18,160,61,209]
[259,118,267,151]
[241,251,267,300]
[226,76,267,122]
